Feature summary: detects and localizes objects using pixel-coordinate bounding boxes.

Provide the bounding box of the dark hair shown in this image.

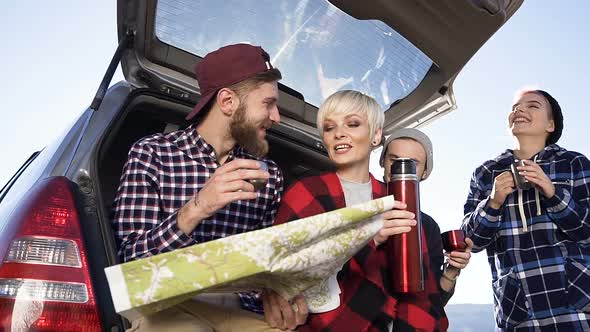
[533,90,563,145]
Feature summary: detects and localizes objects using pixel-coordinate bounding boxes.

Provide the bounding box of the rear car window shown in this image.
[155,0,433,110]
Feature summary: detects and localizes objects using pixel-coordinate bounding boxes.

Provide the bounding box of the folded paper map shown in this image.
[105,195,394,320]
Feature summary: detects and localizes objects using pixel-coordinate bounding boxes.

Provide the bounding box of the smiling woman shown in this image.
[273,90,449,331]
[318,91,383,181]
[510,89,563,146]
[462,89,590,330]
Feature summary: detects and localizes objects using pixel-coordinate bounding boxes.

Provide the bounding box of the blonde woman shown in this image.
[272,90,448,331]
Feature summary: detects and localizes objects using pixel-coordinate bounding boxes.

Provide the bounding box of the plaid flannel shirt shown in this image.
[462,144,590,331]
[275,172,448,332]
[111,124,283,314]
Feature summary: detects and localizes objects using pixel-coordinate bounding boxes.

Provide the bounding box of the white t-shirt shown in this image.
[306,176,372,313]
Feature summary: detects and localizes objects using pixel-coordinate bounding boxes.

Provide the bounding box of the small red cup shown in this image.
[441,230,467,252]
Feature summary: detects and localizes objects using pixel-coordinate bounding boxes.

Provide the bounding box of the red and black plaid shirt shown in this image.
[275,172,448,331]
[111,124,283,313]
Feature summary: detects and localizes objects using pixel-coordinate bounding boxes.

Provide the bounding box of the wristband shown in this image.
[442,265,460,281]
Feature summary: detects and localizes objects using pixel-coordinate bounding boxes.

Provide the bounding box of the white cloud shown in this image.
[380,79,390,106]
[317,64,353,99]
[376,46,385,69]
[361,69,372,82]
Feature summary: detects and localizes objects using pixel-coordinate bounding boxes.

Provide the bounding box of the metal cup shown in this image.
[511,160,532,190]
[441,230,467,252]
[249,161,268,191]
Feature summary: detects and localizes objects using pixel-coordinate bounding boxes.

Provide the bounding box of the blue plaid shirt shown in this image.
[111,124,283,313]
[462,144,590,331]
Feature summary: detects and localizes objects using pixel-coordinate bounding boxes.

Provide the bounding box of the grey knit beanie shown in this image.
[379,128,434,180]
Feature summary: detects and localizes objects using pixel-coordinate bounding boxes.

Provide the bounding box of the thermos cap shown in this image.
[391,158,417,176]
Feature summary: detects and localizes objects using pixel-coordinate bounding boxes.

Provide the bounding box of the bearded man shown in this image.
[112,44,308,331]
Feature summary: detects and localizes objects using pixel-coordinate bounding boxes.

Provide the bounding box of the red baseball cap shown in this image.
[185,43,276,121]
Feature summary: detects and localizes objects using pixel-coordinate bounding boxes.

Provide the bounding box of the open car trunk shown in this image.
[0,1,526,331]
[118,0,523,137]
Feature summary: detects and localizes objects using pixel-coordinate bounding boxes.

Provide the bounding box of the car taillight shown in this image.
[0,177,102,331]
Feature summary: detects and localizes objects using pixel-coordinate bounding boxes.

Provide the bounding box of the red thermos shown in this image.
[386,158,424,293]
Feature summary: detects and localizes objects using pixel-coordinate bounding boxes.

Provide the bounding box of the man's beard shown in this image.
[230,104,270,157]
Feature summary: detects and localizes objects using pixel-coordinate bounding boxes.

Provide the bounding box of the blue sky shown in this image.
[1,1,589,305]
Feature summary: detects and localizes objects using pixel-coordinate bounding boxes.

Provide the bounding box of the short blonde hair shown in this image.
[317,90,384,140]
